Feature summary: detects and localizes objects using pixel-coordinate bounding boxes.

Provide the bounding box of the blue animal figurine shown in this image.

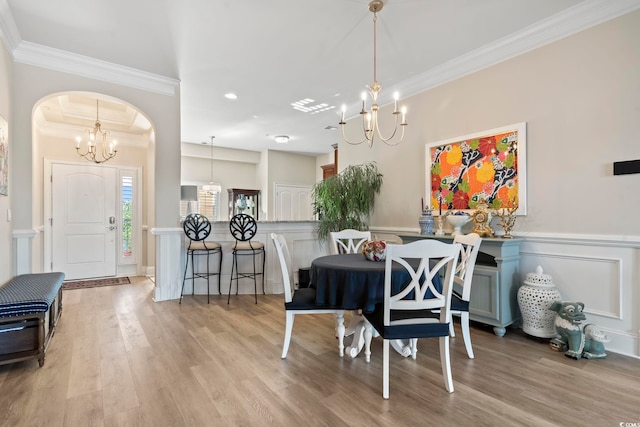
[548,301,609,359]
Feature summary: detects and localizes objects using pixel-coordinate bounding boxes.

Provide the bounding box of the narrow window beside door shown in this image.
[121,175,133,259]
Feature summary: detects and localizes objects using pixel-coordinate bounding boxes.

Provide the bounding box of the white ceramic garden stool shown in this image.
[517,265,561,338]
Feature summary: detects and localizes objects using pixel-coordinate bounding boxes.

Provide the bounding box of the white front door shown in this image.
[52,163,117,280]
[275,184,313,220]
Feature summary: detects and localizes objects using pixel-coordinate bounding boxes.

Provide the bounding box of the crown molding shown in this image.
[5,0,640,102]
[397,0,640,100]
[12,41,179,96]
[0,0,20,54]
[0,0,178,95]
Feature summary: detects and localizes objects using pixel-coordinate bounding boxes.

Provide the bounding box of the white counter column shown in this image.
[150,227,183,301]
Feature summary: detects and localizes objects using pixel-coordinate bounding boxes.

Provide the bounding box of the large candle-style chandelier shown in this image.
[75,100,118,164]
[339,0,407,148]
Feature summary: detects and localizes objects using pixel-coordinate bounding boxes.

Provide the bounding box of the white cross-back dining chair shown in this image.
[271,233,346,358]
[450,232,482,358]
[330,229,371,255]
[329,229,372,345]
[363,239,461,398]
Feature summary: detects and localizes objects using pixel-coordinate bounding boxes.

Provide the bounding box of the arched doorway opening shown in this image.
[32,92,155,280]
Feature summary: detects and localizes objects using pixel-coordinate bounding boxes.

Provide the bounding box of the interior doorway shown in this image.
[274,184,313,220]
[35,92,151,279]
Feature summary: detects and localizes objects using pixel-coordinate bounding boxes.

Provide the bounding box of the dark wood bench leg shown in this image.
[38,316,45,367]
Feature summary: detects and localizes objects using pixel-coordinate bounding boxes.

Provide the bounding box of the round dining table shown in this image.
[311,253,418,313]
[310,253,439,359]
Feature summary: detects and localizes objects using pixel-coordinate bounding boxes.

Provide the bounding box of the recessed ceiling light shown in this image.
[274,135,289,144]
[224,93,238,100]
[324,125,338,131]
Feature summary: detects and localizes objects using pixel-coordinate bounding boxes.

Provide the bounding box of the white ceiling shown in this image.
[2,0,637,155]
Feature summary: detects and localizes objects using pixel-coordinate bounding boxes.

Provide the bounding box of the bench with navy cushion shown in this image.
[0,272,65,367]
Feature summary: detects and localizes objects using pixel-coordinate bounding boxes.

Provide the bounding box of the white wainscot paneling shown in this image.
[521,252,621,319]
[519,236,638,358]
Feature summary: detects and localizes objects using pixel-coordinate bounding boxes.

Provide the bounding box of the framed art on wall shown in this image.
[426,122,527,215]
[0,114,7,196]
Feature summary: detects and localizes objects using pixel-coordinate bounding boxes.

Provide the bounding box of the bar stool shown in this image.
[228,214,265,304]
[180,214,222,304]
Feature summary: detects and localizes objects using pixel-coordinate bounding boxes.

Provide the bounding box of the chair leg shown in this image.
[206,252,210,304]
[190,252,196,295]
[461,311,474,359]
[252,250,258,304]
[228,252,236,304]
[449,320,455,337]
[439,335,454,393]
[335,312,345,358]
[179,250,190,304]
[217,250,223,295]
[261,249,266,294]
[364,323,373,363]
[383,339,390,399]
[235,254,240,295]
[282,311,295,358]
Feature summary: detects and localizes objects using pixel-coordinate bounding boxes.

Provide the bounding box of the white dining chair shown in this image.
[330,229,371,255]
[270,233,346,358]
[449,232,482,358]
[329,229,372,343]
[363,239,461,398]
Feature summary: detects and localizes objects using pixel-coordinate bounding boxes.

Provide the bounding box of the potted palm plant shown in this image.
[312,162,383,242]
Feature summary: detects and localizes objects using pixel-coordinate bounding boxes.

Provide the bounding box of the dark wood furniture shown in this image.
[320,144,338,179]
[321,164,335,180]
[228,188,260,220]
[0,272,65,367]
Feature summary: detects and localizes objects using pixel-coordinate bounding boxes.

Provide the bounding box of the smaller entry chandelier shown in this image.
[75,100,118,164]
[340,0,407,148]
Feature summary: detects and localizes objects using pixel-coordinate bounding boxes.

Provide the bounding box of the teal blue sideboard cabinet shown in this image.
[399,233,522,336]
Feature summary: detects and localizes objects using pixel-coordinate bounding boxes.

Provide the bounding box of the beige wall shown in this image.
[337,10,640,356]
[10,62,179,274]
[181,154,257,221]
[0,41,11,283]
[339,9,640,237]
[181,146,321,221]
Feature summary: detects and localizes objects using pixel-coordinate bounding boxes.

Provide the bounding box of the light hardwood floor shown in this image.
[0,276,638,426]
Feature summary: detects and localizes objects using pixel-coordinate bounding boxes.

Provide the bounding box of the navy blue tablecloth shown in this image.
[311,254,440,313]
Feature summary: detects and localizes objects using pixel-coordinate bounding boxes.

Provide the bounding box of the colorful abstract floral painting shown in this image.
[427,123,526,213]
